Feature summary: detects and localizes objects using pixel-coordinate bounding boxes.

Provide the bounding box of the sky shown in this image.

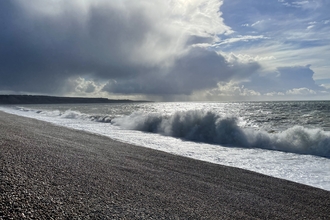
[0,0,329,101]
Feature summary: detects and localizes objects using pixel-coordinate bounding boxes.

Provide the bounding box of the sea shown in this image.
[1,101,330,191]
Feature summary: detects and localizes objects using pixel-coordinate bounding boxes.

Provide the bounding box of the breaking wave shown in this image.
[9,106,330,157]
[112,110,330,158]
[15,107,114,123]
[59,111,114,123]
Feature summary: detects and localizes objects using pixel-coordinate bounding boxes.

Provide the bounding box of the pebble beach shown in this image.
[1,111,330,219]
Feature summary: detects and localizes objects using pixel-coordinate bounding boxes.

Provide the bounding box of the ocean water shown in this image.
[1,101,330,191]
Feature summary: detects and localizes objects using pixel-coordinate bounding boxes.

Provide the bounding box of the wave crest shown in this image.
[112,110,330,157]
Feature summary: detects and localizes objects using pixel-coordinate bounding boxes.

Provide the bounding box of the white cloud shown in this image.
[292,1,309,6]
[286,88,317,95]
[168,0,232,37]
[251,20,262,27]
[265,92,285,96]
[65,77,106,97]
[281,0,311,8]
[196,81,261,100]
[321,84,330,89]
[214,35,267,46]
[223,53,276,64]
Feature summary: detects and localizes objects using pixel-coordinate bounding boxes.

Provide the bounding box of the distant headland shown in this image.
[0,95,150,104]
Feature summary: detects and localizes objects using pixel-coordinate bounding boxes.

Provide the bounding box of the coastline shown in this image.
[1,111,330,219]
[0,94,151,104]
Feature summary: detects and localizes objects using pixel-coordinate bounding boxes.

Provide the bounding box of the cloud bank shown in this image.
[0,0,328,100]
[0,1,237,96]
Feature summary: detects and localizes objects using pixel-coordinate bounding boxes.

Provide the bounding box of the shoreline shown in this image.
[1,111,330,219]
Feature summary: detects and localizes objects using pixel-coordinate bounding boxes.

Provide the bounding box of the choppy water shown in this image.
[1,101,330,191]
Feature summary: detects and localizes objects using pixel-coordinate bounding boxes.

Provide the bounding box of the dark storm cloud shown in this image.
[102,47,261,95]
[243,65,323,94]
[0,0,258,97]
[0,1,155,94]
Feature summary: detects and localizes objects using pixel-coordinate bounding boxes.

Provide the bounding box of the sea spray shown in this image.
[112,110,330,157]
[11,106,330,157]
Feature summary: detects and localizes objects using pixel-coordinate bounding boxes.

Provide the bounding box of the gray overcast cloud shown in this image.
[0,0,328,100]
[0,0,245,98]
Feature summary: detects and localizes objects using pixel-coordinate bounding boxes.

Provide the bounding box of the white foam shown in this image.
[113,110,330,157]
